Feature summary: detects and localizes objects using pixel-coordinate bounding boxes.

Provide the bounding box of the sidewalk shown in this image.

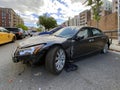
[109,39,120,52]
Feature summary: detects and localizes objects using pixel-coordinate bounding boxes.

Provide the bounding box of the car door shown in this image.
[1,28,11,43]
[72,28,92,59]
[0,29,4,44]
[3,28,12,42]
[90,28,106,52]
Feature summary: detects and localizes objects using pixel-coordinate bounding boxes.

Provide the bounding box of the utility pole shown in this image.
[118,0,120,44]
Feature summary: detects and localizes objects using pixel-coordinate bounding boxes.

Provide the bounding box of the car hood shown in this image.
[18,35,67,48]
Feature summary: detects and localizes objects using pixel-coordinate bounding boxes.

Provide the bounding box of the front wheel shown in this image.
[45,46,66,75]
[101,43,108,54]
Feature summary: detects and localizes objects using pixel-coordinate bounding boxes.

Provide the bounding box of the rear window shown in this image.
[92,28,103,36]
[31,30,37,33]
[6,28,19,32]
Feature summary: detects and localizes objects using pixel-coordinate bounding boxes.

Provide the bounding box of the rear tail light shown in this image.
[17,32,22,35]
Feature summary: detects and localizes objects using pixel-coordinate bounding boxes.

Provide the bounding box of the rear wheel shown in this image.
[101,43,108,54]
[45,46,66,75]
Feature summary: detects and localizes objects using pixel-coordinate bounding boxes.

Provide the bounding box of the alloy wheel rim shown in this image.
[55,49,66,71]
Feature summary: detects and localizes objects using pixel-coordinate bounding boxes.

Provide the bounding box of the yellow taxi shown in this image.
[0,27,16,45]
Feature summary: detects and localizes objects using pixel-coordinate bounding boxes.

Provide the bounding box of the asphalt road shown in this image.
[0,40,120,90]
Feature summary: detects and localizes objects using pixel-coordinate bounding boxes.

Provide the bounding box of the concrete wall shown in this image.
[88,12,118,38]
[88,12,118,31]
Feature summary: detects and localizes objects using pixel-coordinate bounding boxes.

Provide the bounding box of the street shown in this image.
[0,41,120,90]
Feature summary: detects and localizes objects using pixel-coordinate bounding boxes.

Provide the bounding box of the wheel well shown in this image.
[46,44,68,59]
[107,40,111,48]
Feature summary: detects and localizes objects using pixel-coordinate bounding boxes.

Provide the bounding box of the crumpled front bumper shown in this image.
[12,51,45,64]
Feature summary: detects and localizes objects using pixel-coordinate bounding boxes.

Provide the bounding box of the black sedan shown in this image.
[13,26,110,75]
[5,27,25,39]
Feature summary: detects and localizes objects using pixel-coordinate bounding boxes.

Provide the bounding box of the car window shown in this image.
[49,26,63,33]
[2,29,9,32]
[92,28,103,36]
[18,28,23,32]
[77,29,88,39]
[6,28,19,32]
[53,27,79,38]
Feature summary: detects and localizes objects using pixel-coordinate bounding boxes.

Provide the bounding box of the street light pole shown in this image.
[118,0,120,44]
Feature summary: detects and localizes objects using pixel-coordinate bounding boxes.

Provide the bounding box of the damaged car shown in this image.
[13,26,110,75]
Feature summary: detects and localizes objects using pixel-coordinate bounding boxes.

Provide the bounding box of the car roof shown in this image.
[66,26,101,31]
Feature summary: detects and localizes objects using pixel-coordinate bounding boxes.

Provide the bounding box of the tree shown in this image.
[38,15,57,30]
[87,0,103,27]
[17,24,28,30]
[36,28,42,32]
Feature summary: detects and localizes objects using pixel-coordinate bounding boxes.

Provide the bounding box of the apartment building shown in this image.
[63,10,90,27]
[112,0,120,13]
[74,15,80,26]
[0,7,24,27]
[76,15,80,26]
[69,18,74,26]
[63,20,68,26]
[79,10,91,26]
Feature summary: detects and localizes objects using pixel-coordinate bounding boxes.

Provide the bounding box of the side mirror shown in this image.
[75,36,84,41]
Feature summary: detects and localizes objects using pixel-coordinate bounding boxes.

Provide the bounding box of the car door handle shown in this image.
[89,39,94,42]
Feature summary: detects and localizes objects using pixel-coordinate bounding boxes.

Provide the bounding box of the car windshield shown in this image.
[53,27,79,38]
[49,26,63,33]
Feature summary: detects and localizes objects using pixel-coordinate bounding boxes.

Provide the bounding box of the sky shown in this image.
[0,0,112,27]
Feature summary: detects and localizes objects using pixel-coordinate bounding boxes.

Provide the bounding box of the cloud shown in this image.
[0,0,88,27]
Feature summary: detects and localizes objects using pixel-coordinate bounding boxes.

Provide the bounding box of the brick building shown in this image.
[79,10,91,26]
[0,7,24,27]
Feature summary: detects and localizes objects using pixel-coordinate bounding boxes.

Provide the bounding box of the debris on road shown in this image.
[64,63,78,72]
[8,79,13,83]
[19,80,23,83]
[18,66,25,76]
[34,72,42,76]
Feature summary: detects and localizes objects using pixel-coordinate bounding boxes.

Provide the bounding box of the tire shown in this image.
[101,43,108,54]
[45,46,66,75]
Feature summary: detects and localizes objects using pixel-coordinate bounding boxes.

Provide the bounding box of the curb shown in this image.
[109,49,120,52]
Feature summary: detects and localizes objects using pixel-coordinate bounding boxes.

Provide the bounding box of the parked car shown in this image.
[28,30,37,36]
[24,31,29,36]
[38,25,64,35]
[0,27,16,45]
[5,27,25,39]
[13,26,110,75]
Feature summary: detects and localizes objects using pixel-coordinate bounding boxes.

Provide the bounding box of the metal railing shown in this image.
[103,30,118,44]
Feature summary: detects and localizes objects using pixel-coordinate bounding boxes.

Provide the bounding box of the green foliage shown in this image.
[17,24,28,30]
[87,0,93,5]
[36,28,42,32]
[87,0,103,22]
[38,15,57,30]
